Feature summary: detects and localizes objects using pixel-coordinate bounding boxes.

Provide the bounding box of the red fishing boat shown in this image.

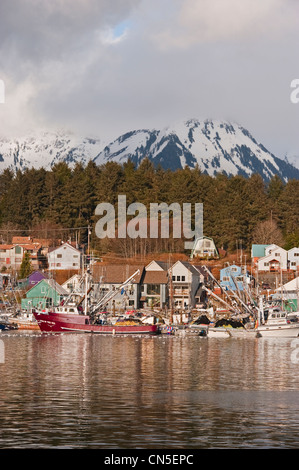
[33,307,158,334]
[33,269,159,335]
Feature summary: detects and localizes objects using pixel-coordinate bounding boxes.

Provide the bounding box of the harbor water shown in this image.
[1,331,299,449]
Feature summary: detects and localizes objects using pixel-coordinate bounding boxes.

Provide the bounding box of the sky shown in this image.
[0,0,299,165]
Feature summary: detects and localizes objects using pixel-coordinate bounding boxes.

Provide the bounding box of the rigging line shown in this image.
[0,226,90,233]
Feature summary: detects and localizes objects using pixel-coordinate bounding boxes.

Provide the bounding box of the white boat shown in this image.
[257,307,299,337]
[207,327,231,338]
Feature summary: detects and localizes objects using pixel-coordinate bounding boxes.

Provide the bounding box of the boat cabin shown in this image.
[264,308,288,325]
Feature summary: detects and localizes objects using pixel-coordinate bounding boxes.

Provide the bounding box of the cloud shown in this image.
[151,0,299,49]
[0,0,140,136]
[0,0,298,164]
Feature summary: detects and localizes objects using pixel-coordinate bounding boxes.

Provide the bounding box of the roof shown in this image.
[172,260,201,276]
[28,270,48,279]
[46,279,69,295]
[21,244,41,251]
[288,247,299,253]
[258,253,284,262]
[48,242,81,254]
[12,236,32,244]
[145,260,168,271]
[142,270,168,284]
[192,265,210,279]
[26,278,68,296]
[62,274,82,285]
[94,265,144,284]
[0,244,14,250]
[251,244,269,258]
[275,276,299,292]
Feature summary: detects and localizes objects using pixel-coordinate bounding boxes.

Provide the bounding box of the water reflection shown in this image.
[0,332,299,448]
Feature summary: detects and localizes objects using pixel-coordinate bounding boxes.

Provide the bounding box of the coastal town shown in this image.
[0,233,298,337]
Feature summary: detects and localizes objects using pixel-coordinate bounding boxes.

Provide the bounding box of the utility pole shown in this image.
[87,225,91,256]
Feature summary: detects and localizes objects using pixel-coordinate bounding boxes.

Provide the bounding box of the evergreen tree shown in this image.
[19,252,32,279]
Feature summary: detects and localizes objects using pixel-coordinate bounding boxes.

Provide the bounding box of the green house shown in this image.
[21,279,68,311]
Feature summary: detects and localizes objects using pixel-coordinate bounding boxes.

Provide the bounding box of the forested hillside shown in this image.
[0,158,298,257]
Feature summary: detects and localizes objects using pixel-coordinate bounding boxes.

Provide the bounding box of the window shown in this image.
[223,276,230,282]
[275,253,280,257]
[177,276,181,281]
[15,246,21,254]
[291,262,296,266]
[57,254,62,258]
[264,262,269,266]
[56,263,61,267]
[73,263,78,267]
[295,253,299,257]
[182,276,185,281]
[231,267,238,272]
[147,284,160,295]
[73,255,78,258]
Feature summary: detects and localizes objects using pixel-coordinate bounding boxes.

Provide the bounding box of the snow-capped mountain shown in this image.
[0,119,298,182]
[0,130,103,172]
[94,119,299,181]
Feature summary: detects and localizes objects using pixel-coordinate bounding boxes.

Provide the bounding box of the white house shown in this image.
[145,260,168,271]
[169,261,201,309]
[190,236,218,259]
[257,244,288,272]
[275,276,299,294]
[47,243,81,270]
[0,243,41,271]
[288,248,299,271]
[62,274,83,293]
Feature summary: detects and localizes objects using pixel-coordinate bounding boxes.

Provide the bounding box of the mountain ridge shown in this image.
[94,119,299,181]
[0,119,298,182]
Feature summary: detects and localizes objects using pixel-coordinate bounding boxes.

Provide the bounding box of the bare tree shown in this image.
[252,218,284,245]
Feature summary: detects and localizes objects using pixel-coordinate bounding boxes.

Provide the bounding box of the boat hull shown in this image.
[33,311,158,335]
[13,321,40,330]
[257,324,299,337]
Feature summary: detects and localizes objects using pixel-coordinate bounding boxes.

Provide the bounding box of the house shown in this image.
[288,248,299,271]
[62,274,82,293]
[140,261,169,309]
[272,276,299,312]
[190,236,219,259]
[12,236,34,245]
[257,244,288,272]
[251,244,270,264]
[17,270,48,289]
[220,265,250,292]
[0,244,41,271]
[169,261,201,309]
[47,242,81,270]
[274,276,299,295]
[21,279,68,311]
[94,264,144,312]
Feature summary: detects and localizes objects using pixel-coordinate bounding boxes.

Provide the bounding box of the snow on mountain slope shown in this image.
[0,119,298,182]
[0,130,103,172]
[94,119,299,181]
